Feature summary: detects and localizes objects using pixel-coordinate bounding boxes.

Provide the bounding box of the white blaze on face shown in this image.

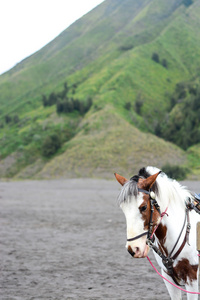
[120,193,150,258]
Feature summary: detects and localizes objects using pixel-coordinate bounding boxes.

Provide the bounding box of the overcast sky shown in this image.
[0,0,105,75]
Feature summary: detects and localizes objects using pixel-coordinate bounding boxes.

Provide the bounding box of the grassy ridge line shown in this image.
[76,2,200,122]
[0,0,185,110]
[0,0,147,107]
[0,0,193,120]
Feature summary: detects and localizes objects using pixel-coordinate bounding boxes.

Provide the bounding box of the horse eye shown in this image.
[140,205,147,212]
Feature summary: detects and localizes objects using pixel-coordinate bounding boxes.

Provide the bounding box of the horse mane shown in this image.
[118,166,192,210]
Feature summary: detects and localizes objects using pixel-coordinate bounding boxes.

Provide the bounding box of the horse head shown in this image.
[115,171,161,258]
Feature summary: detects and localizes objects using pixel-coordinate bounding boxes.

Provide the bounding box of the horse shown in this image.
[115,166,200,300]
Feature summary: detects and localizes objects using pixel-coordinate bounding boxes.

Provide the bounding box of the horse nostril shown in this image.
[127,245,135,257]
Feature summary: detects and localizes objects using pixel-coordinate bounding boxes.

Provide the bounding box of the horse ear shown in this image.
[141,171,161,190]
[114,173,128,186]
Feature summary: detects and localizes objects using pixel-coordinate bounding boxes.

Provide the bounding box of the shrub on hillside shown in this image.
[162,164,188,180]
[119,45,134,51]
[56,97,92,115]
[161,59,168,69]
[41,134,61,157]
[152,52,160,63]
[135,94,144,115]
[183,0,193,7]
[152,53,169,69]
[13,115,20,124]
[124,102,131,110]
[4,114,20,124]
[42,82,76,107]
[42,82,92,115]
[5,115,12,123]
[42,95,48,107]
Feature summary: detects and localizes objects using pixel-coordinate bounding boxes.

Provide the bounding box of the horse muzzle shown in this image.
[127,244,150,258]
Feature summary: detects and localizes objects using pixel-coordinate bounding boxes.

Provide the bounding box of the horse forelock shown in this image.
[118,167,159,205]
[118,179,138,205]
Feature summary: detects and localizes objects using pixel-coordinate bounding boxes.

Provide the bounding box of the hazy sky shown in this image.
[0,0,105,75]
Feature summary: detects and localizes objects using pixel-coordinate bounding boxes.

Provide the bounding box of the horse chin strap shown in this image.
[127,188,161,242]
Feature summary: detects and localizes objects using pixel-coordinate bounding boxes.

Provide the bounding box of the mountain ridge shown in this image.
[0,0,199,179]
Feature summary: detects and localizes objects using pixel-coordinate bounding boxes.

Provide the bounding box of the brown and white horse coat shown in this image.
[116,166,200,300]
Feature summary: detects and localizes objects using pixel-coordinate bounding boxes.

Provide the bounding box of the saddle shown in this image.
[193,194,200,260]
[193,193,200,211]
[195,193,200,200]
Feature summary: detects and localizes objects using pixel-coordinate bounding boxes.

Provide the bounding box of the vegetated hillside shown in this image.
[0,0,199,180]
[156,77,200,150]
[33,106,187,180]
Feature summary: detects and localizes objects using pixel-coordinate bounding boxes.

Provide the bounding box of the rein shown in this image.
[147,256,200,295]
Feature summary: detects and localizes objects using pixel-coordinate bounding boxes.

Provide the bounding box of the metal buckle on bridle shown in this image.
[150,191,156,199]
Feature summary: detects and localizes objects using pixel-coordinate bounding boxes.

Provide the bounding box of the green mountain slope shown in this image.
[33,106,187,179]
[0,0,199,179]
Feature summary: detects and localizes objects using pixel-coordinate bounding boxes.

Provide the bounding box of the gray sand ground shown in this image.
[0,179,199,299]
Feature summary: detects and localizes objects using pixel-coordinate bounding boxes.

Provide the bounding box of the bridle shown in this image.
[127,186,192,286]
[127,187,161,242]
[147,206,191,286]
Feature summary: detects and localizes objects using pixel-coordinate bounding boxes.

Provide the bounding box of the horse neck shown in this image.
[156,176,188,217]
[155,181,188,246]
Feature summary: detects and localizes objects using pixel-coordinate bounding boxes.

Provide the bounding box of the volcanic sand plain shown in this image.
[0,179,200,299]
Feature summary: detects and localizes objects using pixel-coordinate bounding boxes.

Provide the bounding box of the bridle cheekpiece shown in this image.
[127,187,161,242]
